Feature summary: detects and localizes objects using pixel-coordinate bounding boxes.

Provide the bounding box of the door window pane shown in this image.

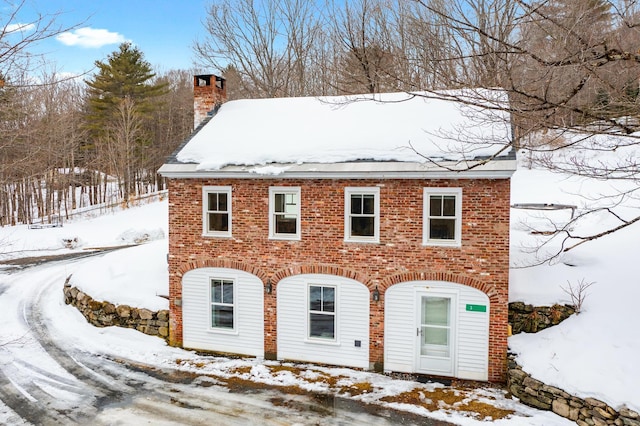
[422,297,450,326]
[420,296,451,357]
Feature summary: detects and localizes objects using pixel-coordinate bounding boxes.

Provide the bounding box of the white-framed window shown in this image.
[308,284,336,340]
[210,278,235,330]
[423,188,462,247]
[203,186,232,237]
[344,187,380,243]
[269,186,301,240]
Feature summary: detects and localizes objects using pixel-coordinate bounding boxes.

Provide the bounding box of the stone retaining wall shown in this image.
[508,355,639,426]
[63,282,169,341]
[509,302,575,334]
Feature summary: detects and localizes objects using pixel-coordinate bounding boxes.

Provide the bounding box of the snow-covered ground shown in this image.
[1,151,638,423]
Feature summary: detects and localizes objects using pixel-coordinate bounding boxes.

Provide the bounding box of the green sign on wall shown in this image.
[466,304,487,312]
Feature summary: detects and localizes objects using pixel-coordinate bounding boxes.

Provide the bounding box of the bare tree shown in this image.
[195,0,323,98]
[0,0,82,78]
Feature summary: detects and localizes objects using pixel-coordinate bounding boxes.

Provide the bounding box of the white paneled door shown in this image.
[416,292,456,376]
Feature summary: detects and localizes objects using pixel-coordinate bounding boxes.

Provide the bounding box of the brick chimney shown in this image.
[193,74,226,129]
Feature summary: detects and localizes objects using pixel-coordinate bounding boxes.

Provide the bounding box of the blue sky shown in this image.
[13,0,210,76]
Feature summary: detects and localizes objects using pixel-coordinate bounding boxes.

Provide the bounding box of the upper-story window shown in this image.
[203,186,232,237]
[344,187,380,243]
[269,187,301,240]
[423,188,462,247]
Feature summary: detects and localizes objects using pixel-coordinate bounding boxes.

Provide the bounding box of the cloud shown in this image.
[4,23,36,33]
[56,27,126,48]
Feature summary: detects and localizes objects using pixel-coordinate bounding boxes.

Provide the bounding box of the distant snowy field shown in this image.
[0,154,638,418]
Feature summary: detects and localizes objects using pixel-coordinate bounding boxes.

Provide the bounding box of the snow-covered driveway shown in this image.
[0,257,451,425]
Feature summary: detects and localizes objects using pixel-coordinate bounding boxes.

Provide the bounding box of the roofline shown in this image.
[158,160,517,180]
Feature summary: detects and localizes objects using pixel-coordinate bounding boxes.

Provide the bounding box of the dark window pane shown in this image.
[309,313,335,338]
[323,287,335,312]
[208,193,218,211]
[362,194,375,214]
[430,218,455,240]
[209,213,228,232]
[212,305,234,328]
[351,216,374,236]
[211,280,222,302]
[275,215,297,234]
[351,194,362,214]
[275,193,285,213]
[222,281,234,304]
[430,196,442,216]
[310,286,322,311]
[218,193,227,211]
[442,196,456,216]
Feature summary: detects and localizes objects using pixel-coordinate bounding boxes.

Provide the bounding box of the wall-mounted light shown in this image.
[372,286,380,302]
[265,279,272,294]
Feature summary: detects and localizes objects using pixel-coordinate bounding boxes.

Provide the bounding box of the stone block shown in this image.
[116,304,131,318]
[620,408,640,420]
[89,300,103,311]
[138,309,153,320]
[523,376,543,390]
[103,303,116,314]
[553,400,571,418]
[586,398,607,409]
[509,368,528,382]
[622,418,640,426]
[518,393,551,410]
[157,310,169,321]
[592,416,608,426]
[159,326,169,337]
[593,407,614,420]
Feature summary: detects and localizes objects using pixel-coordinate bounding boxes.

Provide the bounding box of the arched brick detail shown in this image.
[175,258,268,283]
[378,271,501,303]
[270,264,369,288]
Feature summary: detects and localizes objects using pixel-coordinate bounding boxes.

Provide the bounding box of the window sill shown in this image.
[202,233,233,239]
[207,328,239,336]
[268,235,301,241]
[304,338,340,346]
[422,240,461,248]
[344,237,380,244]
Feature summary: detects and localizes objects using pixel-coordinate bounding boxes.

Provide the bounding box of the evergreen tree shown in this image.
[84,42,167,200]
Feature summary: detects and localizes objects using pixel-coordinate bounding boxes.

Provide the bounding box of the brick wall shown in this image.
[167,177,511,382]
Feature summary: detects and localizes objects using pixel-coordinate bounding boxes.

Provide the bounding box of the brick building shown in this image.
[159,75,516,382]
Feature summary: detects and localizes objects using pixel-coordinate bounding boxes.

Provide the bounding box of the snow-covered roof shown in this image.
[160,90,516,178]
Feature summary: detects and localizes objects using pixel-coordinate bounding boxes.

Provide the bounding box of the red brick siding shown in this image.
[167,177,510,382]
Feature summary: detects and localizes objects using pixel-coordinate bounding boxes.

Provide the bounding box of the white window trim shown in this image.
[423,187,462,247]
[305,283,339,345]
[202,185,232,238]
[209,277,238,335]
[268,186,301,241]
[344,186,380,243]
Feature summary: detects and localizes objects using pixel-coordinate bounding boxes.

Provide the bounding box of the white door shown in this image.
[416,292,456,375]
